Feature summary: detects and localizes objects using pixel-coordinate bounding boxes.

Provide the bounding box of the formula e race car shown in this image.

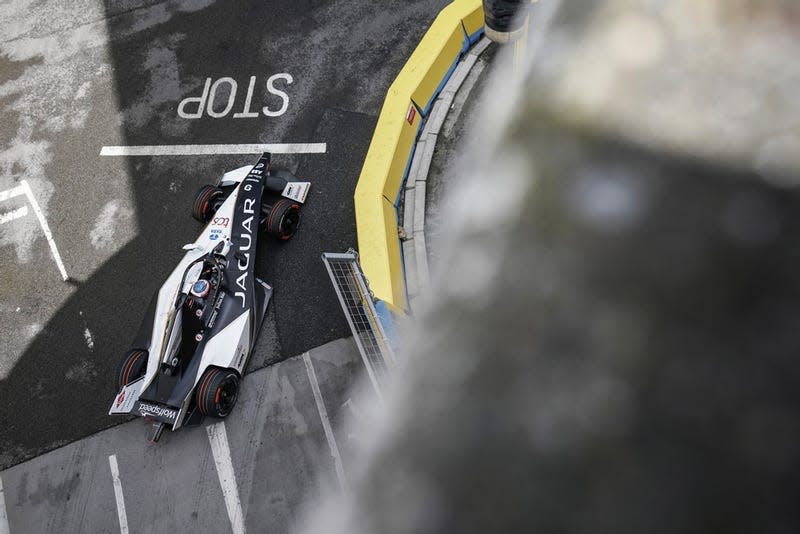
[109,153,309,441]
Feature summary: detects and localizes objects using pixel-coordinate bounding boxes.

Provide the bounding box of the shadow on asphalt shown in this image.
[0,0,448,469]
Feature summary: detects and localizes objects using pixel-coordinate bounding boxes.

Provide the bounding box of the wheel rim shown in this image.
[201,190,219,221]
[216,375,238,415]
[195,186,221,222]
[279,206,300,238]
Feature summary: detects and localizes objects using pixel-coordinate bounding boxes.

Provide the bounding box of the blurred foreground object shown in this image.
[304,1,800,532]
[483,0,529,43]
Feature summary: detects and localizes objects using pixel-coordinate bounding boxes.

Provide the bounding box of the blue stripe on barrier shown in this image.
[389,113,423,207]
[394,27,486,312]
[401,24,484,203]
[375,300,400,353]
[466,26,485,47]
[420,54,462,117]
[461,22,471,53]
[420,24,486,117]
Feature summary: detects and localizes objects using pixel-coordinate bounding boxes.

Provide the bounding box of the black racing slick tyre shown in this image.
[262,198,301,240]
[192,185,223,223]
[116,349,147,390]
[195,368,240,418]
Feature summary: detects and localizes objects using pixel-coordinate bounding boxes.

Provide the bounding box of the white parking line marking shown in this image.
[207,422,246,534]
[0,185,24,202]
[303,352,347,490]
[20,180,68,281]
[99,143,327,156]
[108,455,129,534]
[0,475,10,534]
[0,205,28,225]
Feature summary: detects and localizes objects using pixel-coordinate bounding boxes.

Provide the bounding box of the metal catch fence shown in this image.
[321,251,396,399]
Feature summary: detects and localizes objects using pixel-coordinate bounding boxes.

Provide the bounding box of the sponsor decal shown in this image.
[234,344,246,369]
[109,378,143,415]
[212,217,230,227]
[207,292,226,329]
[233,162,264,308]
[281,181,310,203]
[138,402,178,421]
[406,104,417,124]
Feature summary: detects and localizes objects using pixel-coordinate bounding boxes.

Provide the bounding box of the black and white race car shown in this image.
[109,153,309,441]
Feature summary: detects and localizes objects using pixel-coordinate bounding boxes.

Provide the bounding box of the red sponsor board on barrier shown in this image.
[406,104,417,125]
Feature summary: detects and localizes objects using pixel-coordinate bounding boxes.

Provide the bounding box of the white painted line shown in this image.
[206,422,246,534]
[108,455,129,534]
[20,180,68,281]
[0,185,24,203]
[99,143,327,156]
[0,205,28,225]
[302,352,347,490]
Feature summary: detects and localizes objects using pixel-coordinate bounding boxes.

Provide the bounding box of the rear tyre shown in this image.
[192,185,223,223]
[116,349,147,390]
[262,198,301,240]
[195,368,240,418]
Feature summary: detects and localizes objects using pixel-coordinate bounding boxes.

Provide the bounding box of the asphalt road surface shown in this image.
[0,0,448,469]
[1,338,370,534]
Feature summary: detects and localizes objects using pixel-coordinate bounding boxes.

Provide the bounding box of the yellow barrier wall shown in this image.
[354,90,422,312]
[355,0,483,312]
[460,0,485,37]
[379,90,424,202]
[404,12,465,114]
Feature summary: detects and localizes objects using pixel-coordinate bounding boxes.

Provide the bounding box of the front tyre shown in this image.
[192,185,223,223]
[195,368,240,418]
[262,199,301,240]
[116,349,147,390]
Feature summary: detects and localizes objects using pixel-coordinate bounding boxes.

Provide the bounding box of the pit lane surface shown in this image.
[1,338,369,534]
[0,0,447,470]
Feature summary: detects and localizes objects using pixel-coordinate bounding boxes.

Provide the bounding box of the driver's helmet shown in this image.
[190,279,211,298]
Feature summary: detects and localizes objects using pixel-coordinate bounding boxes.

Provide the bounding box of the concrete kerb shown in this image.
[401,36,494,313]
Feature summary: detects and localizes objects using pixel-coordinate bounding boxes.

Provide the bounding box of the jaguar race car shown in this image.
[109,152,309,441]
